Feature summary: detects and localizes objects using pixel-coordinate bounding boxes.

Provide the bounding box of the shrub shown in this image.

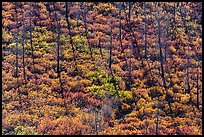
[14,126,40,135]
[148,86,164,98]
[120,91,133,104]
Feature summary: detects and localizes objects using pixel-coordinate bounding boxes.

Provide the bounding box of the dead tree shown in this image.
[53,2,63,98]
[83,3,93,60]
[65,2,78,71]
[109,19,113,77]
[29,2,35,72]
[98,37,103,58]
[14,2,22,110]
[196,60,199,109]
[127,41,133,90]
[21,3,27,86]
[155,97,159,135]
[118,2,124,53]
[28,2,38,91]
[178,4,194,104]
[143,2,148,59]
[155,2,174,119]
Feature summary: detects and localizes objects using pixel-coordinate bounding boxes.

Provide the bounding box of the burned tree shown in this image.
[65,2,78,71]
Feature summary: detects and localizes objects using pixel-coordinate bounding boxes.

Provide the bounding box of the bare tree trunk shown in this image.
[145,115,148,135]
[14,2,22,111]
[178,5,193,104]
[127,3,133,89]
[143,2,148,59]
[155,4,166,89]
[164,14,170,62]
[76,2,81,51]
[98,38,103,57]
[109,20,113,77]
[186,47,190,95]
[21,3,28,98]
[53,2,63,98]
[29,3,35,70]
[65,2,78,71]
[108,19,119,96]
[29,2,38,92]
[155,97,159,135]
[14,3,19,79]
[158,21,166,89]
[165,13,176,90]
[95,110,98,135]
[128,2,131,23]
[127,2,142,62]
[171,2,178,53]
[22,10,27,85]
[127,42,133,90]
[155,2,174,121]
[196,62,199,109]
[119,2,124,53]
[83,3,93,60]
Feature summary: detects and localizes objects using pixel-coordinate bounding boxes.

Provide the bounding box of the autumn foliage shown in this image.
[2,2,202,135]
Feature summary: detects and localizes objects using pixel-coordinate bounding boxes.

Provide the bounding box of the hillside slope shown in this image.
[2,2,202,135]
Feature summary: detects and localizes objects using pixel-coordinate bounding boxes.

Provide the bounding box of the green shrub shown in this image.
[88,85,105,99]
[120,91,134,104]
[2,126,41,135]
[14,126,40,135]
[2,127,15,135]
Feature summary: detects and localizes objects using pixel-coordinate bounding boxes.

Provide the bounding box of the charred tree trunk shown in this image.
[29,3,35,69]
[144,2,148,59]
[119,2,124,53]
[98,38,103,57]
[155,3,174,120]
[65,2,78,71]
[22,10,26,85]
[155,3,166,90]
[158,21,166,89]
[53,2,63,98]
[83,3,93,60]
[21,3,28,97]
[186,48,190,95]
[178,5,193,104]
[196,62,199,109]
[128,2,131,23]
[164,14,170,62]
[29,2,38,91]
[155,97,159,135]
[109,20,113,77]
[14,2,22,110]
[174,4,179,52]
[128,3,133,87]
[126,2,142,61]
[94,110,99,135]
[127,42,133,90]
[76,2,82,51]
[14,3,19,79]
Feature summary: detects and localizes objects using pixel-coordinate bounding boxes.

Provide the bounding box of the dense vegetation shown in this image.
[2,2,202,135]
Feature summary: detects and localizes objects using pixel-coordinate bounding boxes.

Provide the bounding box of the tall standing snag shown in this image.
[154,2,174,120]
[14,2,22,111]
[83,3,93,60]
[109,19,113,77]
[65,2,78,71]
[21,3,27,86]
[118,2,124,53]
[143,2,148,59]
[53,2,63,98]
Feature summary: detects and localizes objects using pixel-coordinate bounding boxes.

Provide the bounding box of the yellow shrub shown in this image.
[180,94,190,104]
[167,89,174,97]
[79,79,92,86]
[137,98,146,109]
